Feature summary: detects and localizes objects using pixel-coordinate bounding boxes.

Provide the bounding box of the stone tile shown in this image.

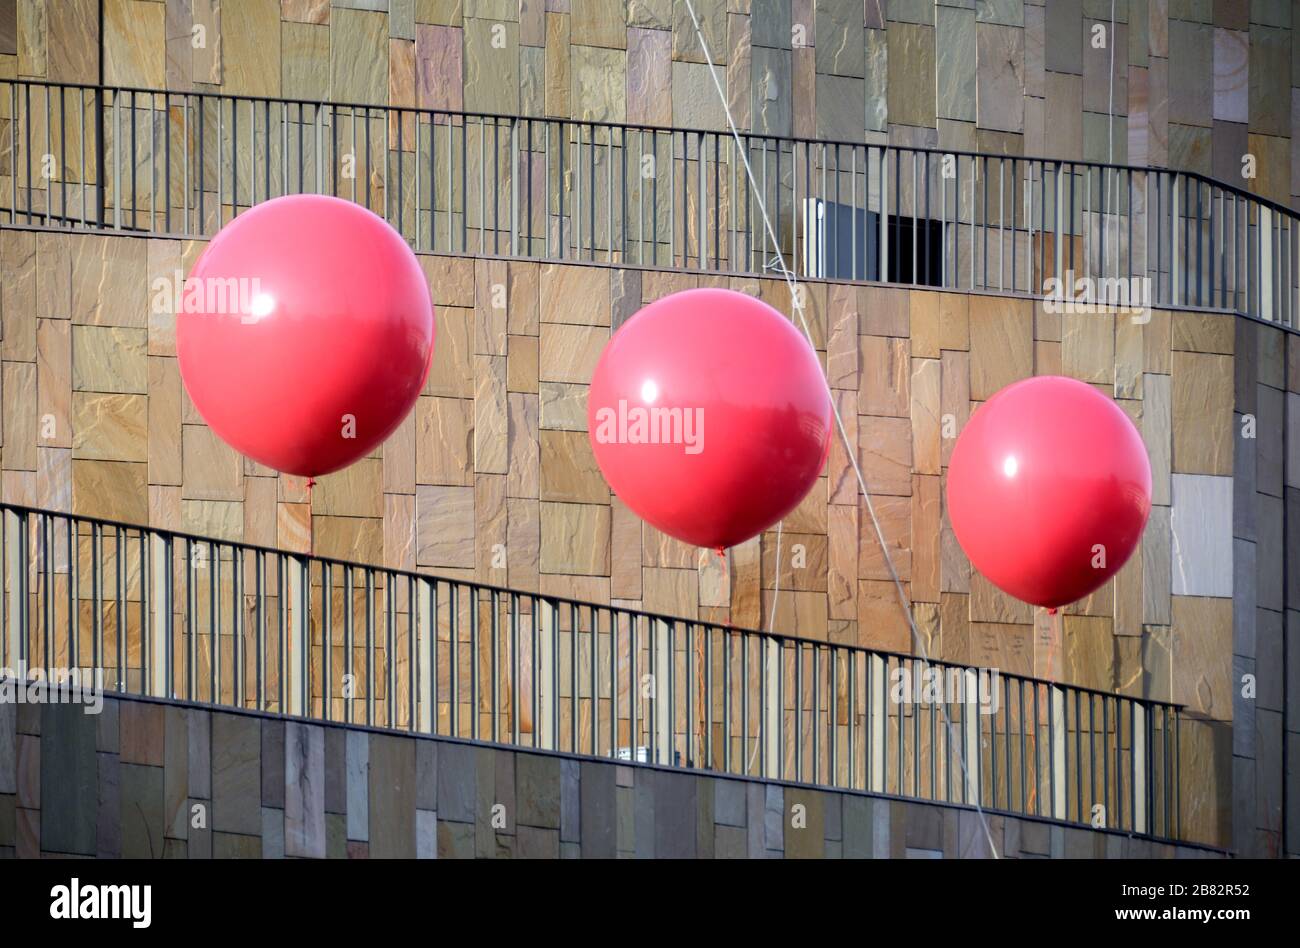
[103,0,166,88]
[39,703,97,856]
[1172,596,1233,719]
[968,296,1032,399]
[211,713,261,836]
[332,8,389,103]
[1172,351,1233,475]
[540,502,610,575]
[1169,474,1233,599]
[887,23,936,128]
[119,762,165,858]
[540,430,607,503]
[346,729,369,842]
[284,722,326,859]
[71,326,147,394]
[539,323,607,384]
[976,23,1024,132]
[416,485,475,568]
[369,733,417,857]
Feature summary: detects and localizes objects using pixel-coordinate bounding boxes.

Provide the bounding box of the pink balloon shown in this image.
[177,195,434,478]
[946,376,1152,609]
[587,288,832,551]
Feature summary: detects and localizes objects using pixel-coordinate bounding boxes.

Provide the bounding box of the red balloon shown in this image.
[946,376,1152,609]
[177,195,434,478]
[587,288,832,550]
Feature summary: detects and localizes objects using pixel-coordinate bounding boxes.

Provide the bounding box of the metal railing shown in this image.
[0,502,1182,840]
[1,77,1297,327]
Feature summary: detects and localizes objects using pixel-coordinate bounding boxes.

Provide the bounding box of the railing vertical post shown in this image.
[538,598,555,750]
[867,653,886,793]
[288,555,307,717]
[1133,701,1149,835]
[1050,684,1067,821]
[4,510,24,669]
[149,532,170,698]
[763,637,779,778]
[963,668,981,805]
[418,577,433,733]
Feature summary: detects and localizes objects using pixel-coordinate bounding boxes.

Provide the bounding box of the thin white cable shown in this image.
[684,0,999,857]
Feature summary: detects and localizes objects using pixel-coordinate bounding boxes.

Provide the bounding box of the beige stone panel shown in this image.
[145,239,180,356]
[382,409,416,495]
[2,231,36,363]
[282,21,330,100]
[332,8,389,104]
[643,566,697,619]
[539,323,607,383]
[313,458,383,519]
[540,429,606,504]
[282,1,330,25]
[540,501,610,576]
[425,306,473,398]
[1112,532,1143,637]
[1061,311,1115,384]
[150,483,182,531]
[1142,505,1172,626]
[221,0,280,95]
[2,361,37,471]
[727,534,760,628]
[857,579,911,653]
[507,262,540,336]
[35,232,71,321]
[969,296,1032,400]
[859,335,910,417]
[760,531,828,593]
[970,622,1034,679]
[570,0,624,48]
[539,381,588,431]
[314,514,382,565]
[544,12,570,117]
[474,473,507,584]
[416,484,475,568]
[416,396,473,487]
[858,493,911,582]
[181,424,243,502]
[182,499,243,542]
[1171,351,1232,475]
[761,589,827,640]
[939,348,969,469]
[698,544,729,610]
[1114,315,1144,399]
[474,258,508,356]
[969,571,1033,624]
[784,476,829,535]
[910,291,941,359]
[146,355,182,486]
[828,503,857,620]
[610,496,642,600]
[73,459,148,524]
[1060,615,1114,691]
[1143,373,1172,507]
[1034,340,1061,376]
[104,0,165,88]
[191,0,221,84]
[1171,311,1234,355]
[858,286,910,338]
[384,491,416,571]
[858,414,912,496]
[474,354,508,474]
[36,445,71,511]
[506,392,539,498]
[826,284,858,388]
[641,525,694,570]
[911,473,941,604]
[277,500,311,554]
[71,392,147,463]
[506,496,540,592]
[827,388,857,505]
[1177,718,1231,848]
[71,325,147,394]
[69,234,148,328]
[242,475,277,548]
[35,318,71,448]
[1172,596,1232,721]
[911,357,941,475]
[420,256,475,308]
[1142,309,1171,375]
[507,335,540,394]
[540,264,611,326]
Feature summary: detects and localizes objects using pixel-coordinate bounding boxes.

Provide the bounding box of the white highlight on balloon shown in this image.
[640,379,659,404]
[249,293,276,319]
[1002,456,1018,478]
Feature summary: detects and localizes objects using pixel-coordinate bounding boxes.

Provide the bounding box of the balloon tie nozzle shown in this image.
[1047,606,1057,616]
[715,546,726,560]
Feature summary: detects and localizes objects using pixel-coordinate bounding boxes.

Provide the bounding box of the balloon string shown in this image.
[683,0,1000,858]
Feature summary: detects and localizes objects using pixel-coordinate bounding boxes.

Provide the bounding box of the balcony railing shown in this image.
[1,78,1297,328]
[0,502,1183,841]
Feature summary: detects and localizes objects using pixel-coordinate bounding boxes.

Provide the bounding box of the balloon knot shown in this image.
[714,546,726,560]
[1046,606,1057,616]
[306,477,316,490]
